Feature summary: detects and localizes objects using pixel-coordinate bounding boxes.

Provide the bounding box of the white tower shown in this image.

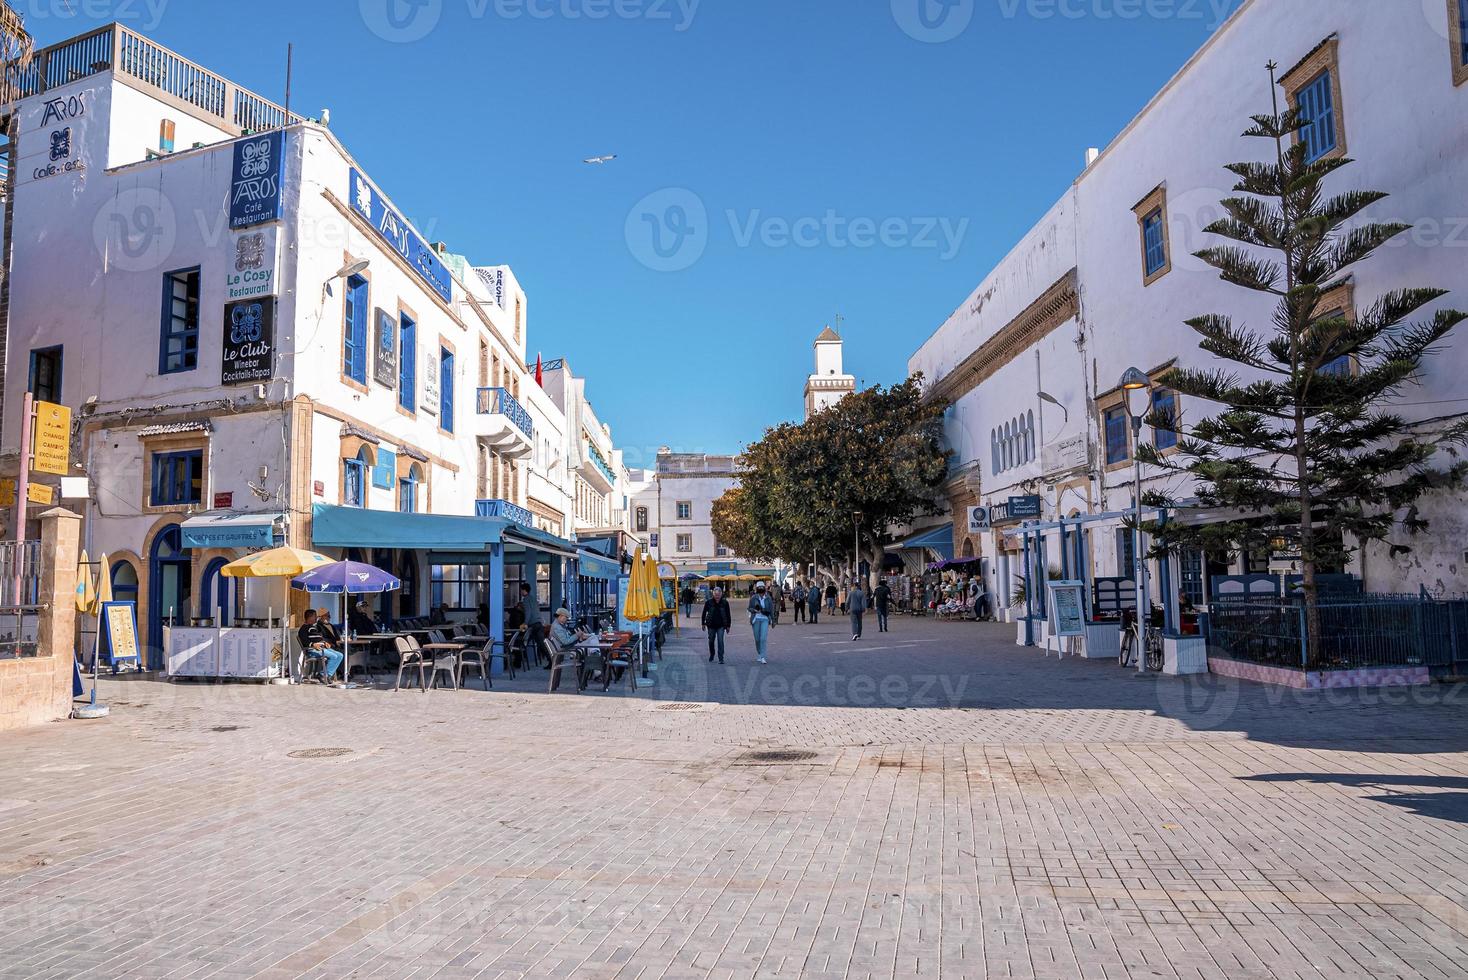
[804,326,857,420]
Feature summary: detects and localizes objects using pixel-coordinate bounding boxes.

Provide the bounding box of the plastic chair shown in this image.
[428,647,459,690]
[393,636,427,692]
[457,641,492,691]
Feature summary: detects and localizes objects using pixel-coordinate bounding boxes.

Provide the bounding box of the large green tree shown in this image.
[1140,66,1467,656]
[712,376,950,576]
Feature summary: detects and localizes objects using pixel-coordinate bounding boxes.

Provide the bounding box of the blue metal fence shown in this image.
[1208,594,1468,673]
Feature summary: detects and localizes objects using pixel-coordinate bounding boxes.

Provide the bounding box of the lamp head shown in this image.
[1119,367,1150,391]
[335,258,371,280]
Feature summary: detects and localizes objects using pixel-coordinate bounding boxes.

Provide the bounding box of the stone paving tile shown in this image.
[0,618,1467,978]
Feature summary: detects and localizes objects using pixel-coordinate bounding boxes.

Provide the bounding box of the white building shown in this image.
[804,326,856,419]
[0,25,628,661]
[909,0,1468,645]
[537,358,630,538]
[628,451,767,577]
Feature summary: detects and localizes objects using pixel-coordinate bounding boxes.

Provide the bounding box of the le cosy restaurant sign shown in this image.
[348,169,453,304]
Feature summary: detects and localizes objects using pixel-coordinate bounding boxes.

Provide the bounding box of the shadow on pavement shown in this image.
[1242,773,1468,825]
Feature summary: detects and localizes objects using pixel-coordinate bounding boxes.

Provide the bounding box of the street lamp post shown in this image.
[1120,367,1152,673]
[853,512,862,588]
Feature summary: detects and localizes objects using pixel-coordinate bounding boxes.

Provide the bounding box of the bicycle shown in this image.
[1119,609,1165,672]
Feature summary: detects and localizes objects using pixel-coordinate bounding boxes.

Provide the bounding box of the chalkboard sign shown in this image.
[100,601,141,667]
[1046,581,1087,638]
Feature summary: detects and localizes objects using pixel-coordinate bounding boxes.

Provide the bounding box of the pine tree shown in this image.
[1140,63,1468,660]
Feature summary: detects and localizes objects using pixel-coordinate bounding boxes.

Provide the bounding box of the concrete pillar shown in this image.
[0,508,81,731]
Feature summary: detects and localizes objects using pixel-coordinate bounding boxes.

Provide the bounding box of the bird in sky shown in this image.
[583,154,618,165]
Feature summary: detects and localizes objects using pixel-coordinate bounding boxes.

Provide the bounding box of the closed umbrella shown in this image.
[291,561,400,688]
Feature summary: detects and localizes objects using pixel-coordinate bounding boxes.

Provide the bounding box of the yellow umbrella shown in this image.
[624,549,660,622]
[76,549,97,614]
[221,546,334,578]
[95,553,113,607]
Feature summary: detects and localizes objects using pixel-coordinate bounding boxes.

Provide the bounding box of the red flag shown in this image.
[535,353,543,386]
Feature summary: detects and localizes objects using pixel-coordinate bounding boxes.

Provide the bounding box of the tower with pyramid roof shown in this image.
[804,326,857,420]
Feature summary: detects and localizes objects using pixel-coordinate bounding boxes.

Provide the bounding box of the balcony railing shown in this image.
[476,499,534,528]
[11,23,300,135]
[586,443,616,485]
[476,387,533,439]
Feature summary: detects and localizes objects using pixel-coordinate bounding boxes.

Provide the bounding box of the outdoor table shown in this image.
[420,642,468,689]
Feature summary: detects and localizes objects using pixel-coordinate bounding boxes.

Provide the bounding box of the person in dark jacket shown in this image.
[825,583,838,616]
[874,579,892,633]
[701,586,733,663]
[349,601,378,637]
[848,581,868,640]
[807,582,822,624]
[680,586,697,618]
[792,580,807,623]
[748,583,777,664]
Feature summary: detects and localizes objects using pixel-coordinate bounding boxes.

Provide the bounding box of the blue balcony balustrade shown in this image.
[476,499,534,528]
[587,444,616,485]
[476,387,534,439]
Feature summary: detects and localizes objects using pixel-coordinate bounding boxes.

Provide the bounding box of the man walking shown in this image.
[825,583,838,617]
[749,582,776,664]
[848,579,868,641]
[519,582,546,667]
[792,581,807,623]
[874,577,892,633]
[701,586,732,664]
[808,581,822,624]
[680,585,697,619]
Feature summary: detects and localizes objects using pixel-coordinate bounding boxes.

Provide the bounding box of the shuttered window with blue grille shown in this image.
[1296,71,1337,162]
[1142,208,1166,277]
[342,275,368,384]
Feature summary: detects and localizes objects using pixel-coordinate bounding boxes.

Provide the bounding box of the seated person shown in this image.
[316,608,343,648]
[550,607,590,650]
[297,609,343,683]
[348,601,377,637]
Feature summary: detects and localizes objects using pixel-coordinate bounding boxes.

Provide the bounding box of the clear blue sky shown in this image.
[35,0,1242,460]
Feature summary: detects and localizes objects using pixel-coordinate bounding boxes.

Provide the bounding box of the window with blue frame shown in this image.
[1296,71,1337,162]
[342,275,369,384]
[150,450,203,507]
[1104,406,1130,465]
[1142,208,1167,277]
[399,465,420,513]
[28,346,62,403]
[343,449,369,508]
[398,314,417,412]
[1151,389,1178,450]
[1315,307,1353,376]
[439,347,455,432]
[1459,0,1468,66]
[160,268,200,374]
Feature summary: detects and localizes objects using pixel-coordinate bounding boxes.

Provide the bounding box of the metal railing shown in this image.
[586,443,616,485]
[1208,594,1468,672]
[0,540,42,660]
[476,499,534,528]
[10,24,298,136]
[476,387,534,439]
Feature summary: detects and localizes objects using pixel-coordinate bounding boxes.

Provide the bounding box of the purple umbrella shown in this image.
[291,561,401,595]
[291,561,400,689]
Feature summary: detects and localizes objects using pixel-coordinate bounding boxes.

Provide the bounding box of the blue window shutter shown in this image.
[440,349,454,432]
[1143,210,1166,276]
[1298,72,1336,162]
[399,315,416,411]
[343,276,368,383]
[1460,0,1468,64]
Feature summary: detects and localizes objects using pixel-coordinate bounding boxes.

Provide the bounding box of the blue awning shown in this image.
[576,550,621,581]
[312,504,583,558]
[899,525,954,560]
[181,512,281,550]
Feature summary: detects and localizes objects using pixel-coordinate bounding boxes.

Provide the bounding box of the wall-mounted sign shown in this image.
[229,130,285,230]
[225,226,279,301]
[373,448,397,490]
[31,401,72,476]
[27,484,54,505]
[1047,580,1087,637]
[1007,495,1043,520]
[313,480,325,497]
[373,308,398,388]
[348,168,453,303]
[213,492,234,509]
[967,506,990,533]
[221,297,275,386]
[31,92,88,183]
[420,346,439,416]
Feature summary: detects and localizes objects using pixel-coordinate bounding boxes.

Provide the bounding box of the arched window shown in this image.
[110,559,139,604]
[1002,422,1012,470]
[1026,410,1036,462]
[200,557,232,625]
[344,448,370,507]
[635,506,649,532]
[991,430,1001,475]
[399,464,421,514]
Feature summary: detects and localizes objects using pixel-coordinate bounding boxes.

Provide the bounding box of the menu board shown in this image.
[1047,581,1087,638]
[101,602,140,666]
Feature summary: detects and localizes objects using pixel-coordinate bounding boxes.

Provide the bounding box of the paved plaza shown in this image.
[2,616,1468,979]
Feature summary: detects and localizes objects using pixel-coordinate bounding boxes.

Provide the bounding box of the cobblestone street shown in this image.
[3,616,1468,979]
